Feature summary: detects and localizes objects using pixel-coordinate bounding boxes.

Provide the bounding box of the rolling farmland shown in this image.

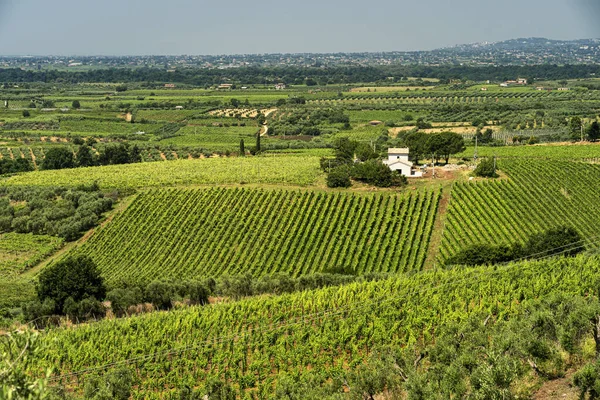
[72,187,440,284]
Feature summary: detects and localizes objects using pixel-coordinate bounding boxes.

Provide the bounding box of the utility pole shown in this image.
[493,154,497,175]
[474,135,478,161]
[581,121,584,142]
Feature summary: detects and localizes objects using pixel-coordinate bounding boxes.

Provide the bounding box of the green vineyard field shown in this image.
[33,255,600,398]
[72,187,440,284]
[439,159,600,261]
[1,155,323,189]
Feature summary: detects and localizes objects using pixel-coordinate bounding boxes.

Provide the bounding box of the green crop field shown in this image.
[439,159,600,261]
[28,255,600,398]
[0,233,63,280]
[1,155,323,189]
[71,187,440,284]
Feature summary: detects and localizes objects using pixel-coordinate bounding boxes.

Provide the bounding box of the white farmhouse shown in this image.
[383,148,423,177]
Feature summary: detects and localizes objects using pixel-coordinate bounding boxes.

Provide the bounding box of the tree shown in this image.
[76,144,95,167]
[229,98,240,108]
[522,225,582,259]
[22,110,30,118]
[239,139,245,156]
[474,157,498,178]
[41,147,75,170]
[403,132,428,164]
[428,131,465,164]
[71,100,81,109]
[569,116,583,141]
[327,166,352,188]
[36,255,106,314]
[588,121,600,142]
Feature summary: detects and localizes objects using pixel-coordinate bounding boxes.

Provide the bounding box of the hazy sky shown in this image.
[0,0,598,55]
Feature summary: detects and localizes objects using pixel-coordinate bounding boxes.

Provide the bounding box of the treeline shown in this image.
[445,226,583,266]
[40,142,141,171]
[0,184,113,241]
[20,255,391,328]
[2,64,600,85]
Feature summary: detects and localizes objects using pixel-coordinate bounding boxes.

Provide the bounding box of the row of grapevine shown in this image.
[72,187,441,284]
[31,255,600,398]
[439,159,600,261]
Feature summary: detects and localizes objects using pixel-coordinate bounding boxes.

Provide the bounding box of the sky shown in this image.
[0,0,598,55]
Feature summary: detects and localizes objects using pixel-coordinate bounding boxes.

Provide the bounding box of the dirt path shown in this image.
[533,372,578,400]
[423,186,451,269]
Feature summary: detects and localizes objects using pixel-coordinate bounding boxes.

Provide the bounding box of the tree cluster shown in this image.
[399,131,465,164]
[0,158,33,175]
[0,184,113,241]
[445,226,583,266]
[41,143,141,171]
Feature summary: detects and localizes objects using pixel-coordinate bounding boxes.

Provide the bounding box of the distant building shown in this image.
[500,78,527,87]
[369,120,383,126]
[558,87,570,91]
[383,148,423,177]
[481,87,488,91]
[164,84,176,88]
[218,84,233,90]
[175,106,184,110]
[275,83,286,90]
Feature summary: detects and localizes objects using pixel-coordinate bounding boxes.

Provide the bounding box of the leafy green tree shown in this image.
[588,121,600,142]
[76,144,95,167]
[474,158,498,178]
[41,147,75,170]
[71,100,81,109]
[22,110,30,118]
[327,166,352,188]
[106,288,142,317]
[569,116,583,141]
[403,132,428,164]
[36,255,106,314]
[239,139,245,156]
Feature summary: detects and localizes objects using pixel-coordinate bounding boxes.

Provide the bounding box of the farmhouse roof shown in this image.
[387,159,414,168]
[388,148,409,154]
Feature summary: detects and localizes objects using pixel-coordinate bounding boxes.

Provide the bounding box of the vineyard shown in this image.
[1,155,323,189]
[30,255,600,398]
[71,187,440,284]
[439,159,600,261]
[0,233,63,280]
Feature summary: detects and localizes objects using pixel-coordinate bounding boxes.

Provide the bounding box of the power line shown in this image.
[46,237,599,382]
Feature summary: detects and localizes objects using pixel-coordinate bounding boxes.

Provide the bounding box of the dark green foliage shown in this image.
[76,144,95,167]
[0,158,33,175]
[352,159,397,187]
[445,226,583,266]
[574,362,600,399]
[22,110,30,118]
[106,288,143,317]
[588,121,600,142]
[71,100,81,109]
[0,185,112,240]
[445,244,516,266]
[474,157,498,178]
[326,166,351,188]
[63,296,106,322]
[36,255,106,314]
[425,131,466,163]
[83,367,133,400]
[41,147,75,170]
[97,143,140,165]
[522,225,583,259]
[144,281,176,310]
[403,132,429,164]
[239,139,245,156]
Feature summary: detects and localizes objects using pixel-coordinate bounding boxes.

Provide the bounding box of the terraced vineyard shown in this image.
[72,187,440,284]
[439,159,600,261]
[0,233,63,279]
[33,255,600,398]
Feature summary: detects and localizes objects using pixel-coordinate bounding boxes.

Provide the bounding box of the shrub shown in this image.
[327,166,352,188]
[474,158,498,178]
